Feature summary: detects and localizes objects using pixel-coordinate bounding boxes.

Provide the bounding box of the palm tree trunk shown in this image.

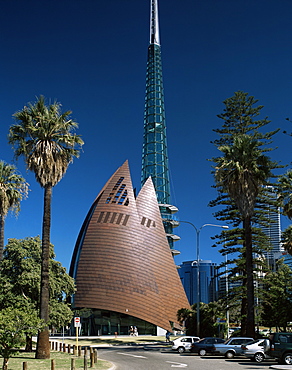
[36,185,52,359]
[244,217,255,338]
[0,214,4,261]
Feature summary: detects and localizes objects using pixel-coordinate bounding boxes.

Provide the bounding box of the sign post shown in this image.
[74,317,81,350]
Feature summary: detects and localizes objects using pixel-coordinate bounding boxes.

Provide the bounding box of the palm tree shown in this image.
[277,170,292,219]
[8,96,83,359]
[277,170,292,256]
[282,226,292,255]
[214,134,275,338]
[0,161,28,261]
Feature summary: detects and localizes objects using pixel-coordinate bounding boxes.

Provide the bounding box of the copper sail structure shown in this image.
[70,161,189,333]
[141,0,179,249]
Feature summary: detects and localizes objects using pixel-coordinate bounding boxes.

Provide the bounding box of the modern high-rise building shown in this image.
[179,260,219,305]
[260,187,284,271]
[141,0,179,251]
[283,252,292,270]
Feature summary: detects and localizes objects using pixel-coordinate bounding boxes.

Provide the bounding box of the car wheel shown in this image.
[225,351,234,359]
[178,347,185,354]
[199,349,206,356]
[254,352,265,363]
[282,353,292,365]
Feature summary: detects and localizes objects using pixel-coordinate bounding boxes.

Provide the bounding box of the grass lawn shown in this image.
[2,350,112,370]
[2,336,171,369]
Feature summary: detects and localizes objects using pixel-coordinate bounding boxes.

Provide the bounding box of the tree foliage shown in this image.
[0,236,75,323]
[282,225,292,255]
[177,302,225,338]
[0,161,28,261]
[0,237,75,353]
[277,170,292,220]
[261,261,292,332]
[0,307,42,370]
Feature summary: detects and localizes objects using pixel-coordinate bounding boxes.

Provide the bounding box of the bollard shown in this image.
[83,354,88,370]
[73,345,77,356]
[94,349,98,363]
[63,343,66,352]
[68,344,71,354]
[51,359,55,370]
[59,342,62,352]
[90,352,94,368]
[78,346,82,357]
[23,362,28,370]
[71,358,76,370]
[55,341,58,351]
[51,341,54,350]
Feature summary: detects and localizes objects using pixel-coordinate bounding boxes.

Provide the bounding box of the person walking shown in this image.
[166,330,171,342]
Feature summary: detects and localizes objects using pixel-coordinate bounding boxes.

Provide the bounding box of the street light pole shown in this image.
[179,221,229,337]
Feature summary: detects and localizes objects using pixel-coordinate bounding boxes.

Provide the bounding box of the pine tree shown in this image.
[210,91,280,337]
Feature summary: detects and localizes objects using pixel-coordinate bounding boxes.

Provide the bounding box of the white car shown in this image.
[172,336,200,353]
[241,338,272,363]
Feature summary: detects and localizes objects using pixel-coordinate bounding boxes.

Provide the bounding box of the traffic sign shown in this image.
[74,317,81,327]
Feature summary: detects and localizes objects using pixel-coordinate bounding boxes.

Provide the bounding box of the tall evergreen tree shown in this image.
[210,91,280,338]
[8,96,83,359]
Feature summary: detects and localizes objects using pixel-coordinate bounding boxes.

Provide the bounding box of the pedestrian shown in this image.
[134,326,138,336]
[129,326,134,336]
[166,330,171,342]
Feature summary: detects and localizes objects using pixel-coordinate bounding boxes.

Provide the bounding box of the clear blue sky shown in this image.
[1,0,292,272]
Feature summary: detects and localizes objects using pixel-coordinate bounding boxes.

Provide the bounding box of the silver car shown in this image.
[241,338,272,363]
[210,337,254,358]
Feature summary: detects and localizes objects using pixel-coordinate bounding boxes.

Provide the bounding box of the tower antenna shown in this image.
[150,0,160,45]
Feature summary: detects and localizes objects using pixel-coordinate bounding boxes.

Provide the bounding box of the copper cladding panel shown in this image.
[71,161,190,330]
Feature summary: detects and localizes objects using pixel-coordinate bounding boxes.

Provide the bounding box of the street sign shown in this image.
[74,317,81,328]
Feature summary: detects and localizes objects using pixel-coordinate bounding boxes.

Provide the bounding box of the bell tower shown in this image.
[141,0,180,251]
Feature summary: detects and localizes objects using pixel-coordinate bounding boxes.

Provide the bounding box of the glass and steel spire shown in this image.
[141,0,179,250]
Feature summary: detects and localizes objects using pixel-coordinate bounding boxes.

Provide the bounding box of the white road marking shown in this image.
[166,361,188,367]
[117,352,147,359]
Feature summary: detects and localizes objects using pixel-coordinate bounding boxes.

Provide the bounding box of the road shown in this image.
[96,345,278,370]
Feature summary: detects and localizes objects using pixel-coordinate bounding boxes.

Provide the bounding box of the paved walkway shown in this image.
[270,365,292,369]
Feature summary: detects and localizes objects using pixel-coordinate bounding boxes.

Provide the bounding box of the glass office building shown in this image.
[179,260,218,305]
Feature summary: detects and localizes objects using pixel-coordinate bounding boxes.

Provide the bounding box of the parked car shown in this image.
[210,337,254,358]
[190,337,225,355]
[241,338,271,363]
[171,336,200,353]
[267,332,292,364]
[260,329,270,336]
